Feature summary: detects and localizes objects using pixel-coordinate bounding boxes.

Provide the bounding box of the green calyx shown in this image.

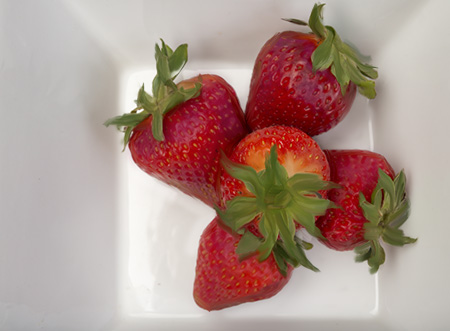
[216,145,338,275]
[283,3,378,99]
[355,169,417,274]
[104,39,202,148]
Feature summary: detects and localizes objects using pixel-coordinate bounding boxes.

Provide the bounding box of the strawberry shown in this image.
[216,125,336,274]
[104,40,248,207]
[245,3,378,136]
[193,217,293,311]
[316,149,417,273]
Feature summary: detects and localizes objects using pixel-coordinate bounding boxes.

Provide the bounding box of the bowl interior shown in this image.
[1,0,448,330]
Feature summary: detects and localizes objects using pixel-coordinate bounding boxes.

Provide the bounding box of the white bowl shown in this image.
[1,0,449,330]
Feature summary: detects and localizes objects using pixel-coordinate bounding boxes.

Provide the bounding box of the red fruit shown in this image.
[316,149,417,273]
[245,4,378,136]
[129,74,248,207]
[105,41,248,207]
[316,150,394,250]
[217,125,335,273]
[220,125,331,201]
[193,217,292,311]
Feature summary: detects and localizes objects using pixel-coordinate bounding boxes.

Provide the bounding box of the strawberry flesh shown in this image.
[220,125,331,204]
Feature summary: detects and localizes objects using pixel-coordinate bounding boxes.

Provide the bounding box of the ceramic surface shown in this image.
[1,0,449,330]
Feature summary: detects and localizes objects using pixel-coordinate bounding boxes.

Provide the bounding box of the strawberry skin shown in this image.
[245,30,356,136]
[193,217,292,311]
[245,4,378,137]
[316,150,395,251]
[129,74,248,207]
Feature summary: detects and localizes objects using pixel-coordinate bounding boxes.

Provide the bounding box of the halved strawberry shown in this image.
[193,217,293,311]
[217,125,336,274]
[245,4,378,136]
[104,40,248,207]
[316,149,417,273]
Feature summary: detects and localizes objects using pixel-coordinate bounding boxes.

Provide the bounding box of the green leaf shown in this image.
[220,152,265,197]
[389,197,410,229]
[286,3,378,99]
[376,169,396,209]
[151,110,164,142]
[216,197,260,233]
[160,83,202,115]
[308,3,327,39]
[272,237,319,276]
[394,170,407,206]
[136,84,155,110]
[275,210,299,261]
[218,145,335,275]
[292,237,320,272]
[272,245,289,277]
[338,42,378,78]
[296,236,314,251]
[236,231,262,260]
[266,145,289,186]
[311,26,336,71]
[288,172,338,193]
[368,241,385,274]
[358,63,378,80]
[152,75,162,98]
[168,43,188,80]
[382,227,412,247]
[363,221,383,242]
[295,194,332,215]
[287,201,324,239]
[122,126,133,151]
[333,52,351,95]
[104,39,202,146]
[103,111,148,129]
[159,39,173,57]
[354,241,385,274]
[286,173,334,239]
[156,41,189,89]
[155,43,173,86]
[355,168,416,273]
[274,211,320,272]
[342,56,368,86]
[258,213,279,261]
[359,192,381,225]
[282,18,308,26]
[354,242,372,262]
[357,80,377,99]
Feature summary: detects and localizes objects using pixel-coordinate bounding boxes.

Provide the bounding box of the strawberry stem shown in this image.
[104,39,202,148]
[216,146,338,274]
[356,169,417,274]
[284,3,378,99]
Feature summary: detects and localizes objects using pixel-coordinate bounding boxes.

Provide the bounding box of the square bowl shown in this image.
[1,0,449,330]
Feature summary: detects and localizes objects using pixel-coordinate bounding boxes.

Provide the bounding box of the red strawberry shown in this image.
[245,4,378,136]
[193,217,293,311]
[316,149,417,273]
[104,40,248,207]
[217,125,336,273]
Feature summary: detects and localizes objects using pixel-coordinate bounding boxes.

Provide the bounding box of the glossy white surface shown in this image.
[1,0,449,330]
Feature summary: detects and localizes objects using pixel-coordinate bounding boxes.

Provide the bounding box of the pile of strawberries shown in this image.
[105,4,416,311]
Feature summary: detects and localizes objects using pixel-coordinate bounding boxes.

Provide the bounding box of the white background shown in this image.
[1,0,449,330]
